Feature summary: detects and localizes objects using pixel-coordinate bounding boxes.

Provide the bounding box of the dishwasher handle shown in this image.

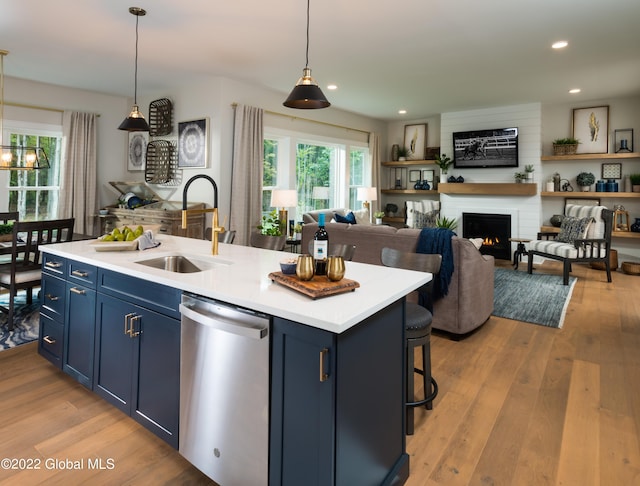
[180,303,268,340]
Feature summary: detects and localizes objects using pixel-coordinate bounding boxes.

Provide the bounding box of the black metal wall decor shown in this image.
[145,139,178,185]
[148,98,173,136]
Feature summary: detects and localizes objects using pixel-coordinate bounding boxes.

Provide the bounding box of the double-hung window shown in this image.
[2,122,62,221]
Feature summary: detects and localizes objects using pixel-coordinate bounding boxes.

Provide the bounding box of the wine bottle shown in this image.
[313,213,329,275]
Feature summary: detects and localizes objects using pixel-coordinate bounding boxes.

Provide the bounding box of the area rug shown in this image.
[493,268,576,329]
[0,292,40,350]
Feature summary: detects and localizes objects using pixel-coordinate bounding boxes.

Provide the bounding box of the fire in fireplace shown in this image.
[462,213,511,260]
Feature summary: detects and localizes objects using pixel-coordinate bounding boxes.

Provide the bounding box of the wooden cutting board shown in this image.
[268,272,359,299]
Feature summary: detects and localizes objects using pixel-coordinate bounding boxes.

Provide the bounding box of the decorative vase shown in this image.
[375,218,383,225]
[633,185,640,193]
[422,180,430,190]
[391,144,399,162]
[580,185,590,192]
[456,176,464,183]
[550,214,564,227]
[414,180,422,190]
[624,175,631,192]
[631,218,640,233]
[447,175,456,183]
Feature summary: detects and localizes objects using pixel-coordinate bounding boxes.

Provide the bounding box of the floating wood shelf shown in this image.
[438,183,537,196]
[541,152,640,161]
[380,189,438,195]
[381,160,437,167]
[540,191,640,199]
[540,225,640,239]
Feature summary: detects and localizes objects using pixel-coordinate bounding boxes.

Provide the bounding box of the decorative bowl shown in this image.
[280,259,297,275]
[99,209,109,215]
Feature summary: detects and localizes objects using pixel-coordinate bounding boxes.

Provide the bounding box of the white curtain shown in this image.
[59,111,97,235]
[230,105,264,246]
[369,132,381,216]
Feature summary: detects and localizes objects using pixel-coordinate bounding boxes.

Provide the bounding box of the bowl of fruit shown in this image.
[91,225,158,251]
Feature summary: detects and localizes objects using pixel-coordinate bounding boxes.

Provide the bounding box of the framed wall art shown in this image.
[572,106,609,154]
[178,118,209,168]
[128,131,149,171]
[403,124,427,160]
[409,170,421,182]
[422,169,434,184]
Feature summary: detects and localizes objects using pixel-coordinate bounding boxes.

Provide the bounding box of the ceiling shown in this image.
[1,0,639,121]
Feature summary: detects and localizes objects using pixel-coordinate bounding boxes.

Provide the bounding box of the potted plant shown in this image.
[524,164,535,182]
[552,137,580,156]
[397,146,408,161]
[434,153,453,175]
[435,215,457,231]
[257,209,283,236]
[293,223,303,240]
[630,173,640,192]
[514,172,526,183]
[0,222,13,242]
[576,171,595,191]
[373,211,385,225]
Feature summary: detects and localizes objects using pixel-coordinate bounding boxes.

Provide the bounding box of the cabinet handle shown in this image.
[70,287,86,295]
[130,315,142,338]
[45,293,59,301]
[43,336,56,345]
[71,270,89,278]
[124,312,136,336]
[319,348,329,382]
[45,261,63,269]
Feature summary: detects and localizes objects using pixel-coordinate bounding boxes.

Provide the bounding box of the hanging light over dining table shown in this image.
[118,7,150,131]
[283,0,330,109]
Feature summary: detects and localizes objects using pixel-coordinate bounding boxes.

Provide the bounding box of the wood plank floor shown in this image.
[0,260,639,485]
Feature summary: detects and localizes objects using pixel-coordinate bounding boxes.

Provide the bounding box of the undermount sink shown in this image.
[134,255,222,273]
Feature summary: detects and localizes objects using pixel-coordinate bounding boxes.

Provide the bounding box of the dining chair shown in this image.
[0,218,75,331]
[250,232,286,251]
[205,227,236,244]
[0,212,19,264]
[307,241,357,261]
[381,246,441,435]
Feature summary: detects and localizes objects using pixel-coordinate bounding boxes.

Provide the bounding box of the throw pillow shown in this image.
[557,216,593,244]
[351,208,370,225]
[468,238,484,250]
[413,210,439,229]
[334,211,356,224]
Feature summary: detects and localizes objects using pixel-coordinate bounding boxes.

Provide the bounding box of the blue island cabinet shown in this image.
[270,299,410,486]
[93,269,181,449]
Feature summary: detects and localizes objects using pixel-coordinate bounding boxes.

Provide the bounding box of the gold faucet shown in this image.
[182,175,224,255]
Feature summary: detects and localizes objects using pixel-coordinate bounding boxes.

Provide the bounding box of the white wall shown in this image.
[439,103,542,244]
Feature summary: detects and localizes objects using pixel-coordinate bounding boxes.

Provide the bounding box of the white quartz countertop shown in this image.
[41,235,430,334]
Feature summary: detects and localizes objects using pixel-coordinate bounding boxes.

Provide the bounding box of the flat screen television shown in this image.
[453,127,518,168]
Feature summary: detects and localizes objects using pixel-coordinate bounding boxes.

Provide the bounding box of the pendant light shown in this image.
[283,0,330,109]
[0,49,49,170]
[118,7,150,131]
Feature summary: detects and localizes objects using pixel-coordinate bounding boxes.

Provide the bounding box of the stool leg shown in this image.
[423,339,433,410]
[406,345,415,436]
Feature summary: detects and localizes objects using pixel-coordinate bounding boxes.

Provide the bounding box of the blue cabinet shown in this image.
[38,256,67,368]
[270,299,409,486]
[94,270,180,449]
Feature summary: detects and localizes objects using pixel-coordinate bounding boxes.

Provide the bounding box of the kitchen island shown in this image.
[38,235,430,486]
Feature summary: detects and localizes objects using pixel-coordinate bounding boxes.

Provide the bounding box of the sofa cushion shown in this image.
[406,200,440,228]
[529,239,607,259]
[413,209,439,229]
[334,211,356,224]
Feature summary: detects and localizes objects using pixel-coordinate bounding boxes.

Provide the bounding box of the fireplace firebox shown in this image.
[462,212,511,260]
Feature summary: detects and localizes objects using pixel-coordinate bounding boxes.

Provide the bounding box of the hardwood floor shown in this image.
[0,260,638,485]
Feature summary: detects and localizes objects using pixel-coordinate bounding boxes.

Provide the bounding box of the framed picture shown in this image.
[404,124,427,160]
[128,131,149,171]
[572,106,609,154]
[422,169,434,183]
[409,170,421,182]
[178,118,209,168]
[424,147,440,160]
[601,162,622,179]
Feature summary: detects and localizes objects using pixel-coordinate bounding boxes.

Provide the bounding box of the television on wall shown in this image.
[453,127,518,168]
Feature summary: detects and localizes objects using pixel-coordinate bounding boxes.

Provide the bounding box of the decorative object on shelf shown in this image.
[397,146,408,161]
[596,180,606,192]
[293,223,303,240]
[283,0,330,109]
[424,147,440,160]
[128,131,148,171]
[403,123,427,160]
[552,138,580,156]
[393,167,407,189]
[630,218,640,233]
[629,174,640,192]
[515,172,526,183]
[614,128,634,153]
[178,118,209,168]
[601,162,622,180]
[623,175,631,192]
[456,176,464,183]
[576,172,595,191]
[434,153,453,175]
[613,205,630,232]
[550,214,564,227]
[391,144,400,161]
[572,105,609,154]
[373,211,385,225]
[145,139,178,185]
[148,98,173,136]
[605,179,619,192]
[118,7,150,132]
[546,180,555,192]
[385,203,398,217]
[561,179,574,192]
[409,169,420,183]
[447,175,456,183]
[524,164,534,182]
[422,169,434,185]
[553,172,561,191]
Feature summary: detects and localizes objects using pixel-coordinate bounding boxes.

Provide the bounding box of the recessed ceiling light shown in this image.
[569,88,581,94]
[327,84,337,90]
[552,41,568,49]
[398,109,407,115]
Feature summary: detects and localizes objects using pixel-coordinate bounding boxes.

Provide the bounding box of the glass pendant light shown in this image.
[118,7,150,131]
[283,0,330,109]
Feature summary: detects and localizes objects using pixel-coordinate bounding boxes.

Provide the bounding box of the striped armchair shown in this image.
[527,204,614,285]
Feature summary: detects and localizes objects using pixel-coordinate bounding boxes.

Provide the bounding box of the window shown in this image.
[263,129,370,222]
[4,125,62,221]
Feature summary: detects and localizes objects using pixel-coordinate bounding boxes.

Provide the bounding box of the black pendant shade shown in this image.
[119,7,150,132]
[283,0,330,110]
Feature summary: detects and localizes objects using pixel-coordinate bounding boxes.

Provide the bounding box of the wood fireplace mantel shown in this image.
[438,183,537,196]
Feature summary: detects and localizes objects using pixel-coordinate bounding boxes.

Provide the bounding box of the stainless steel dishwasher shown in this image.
[179,292,270,486]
